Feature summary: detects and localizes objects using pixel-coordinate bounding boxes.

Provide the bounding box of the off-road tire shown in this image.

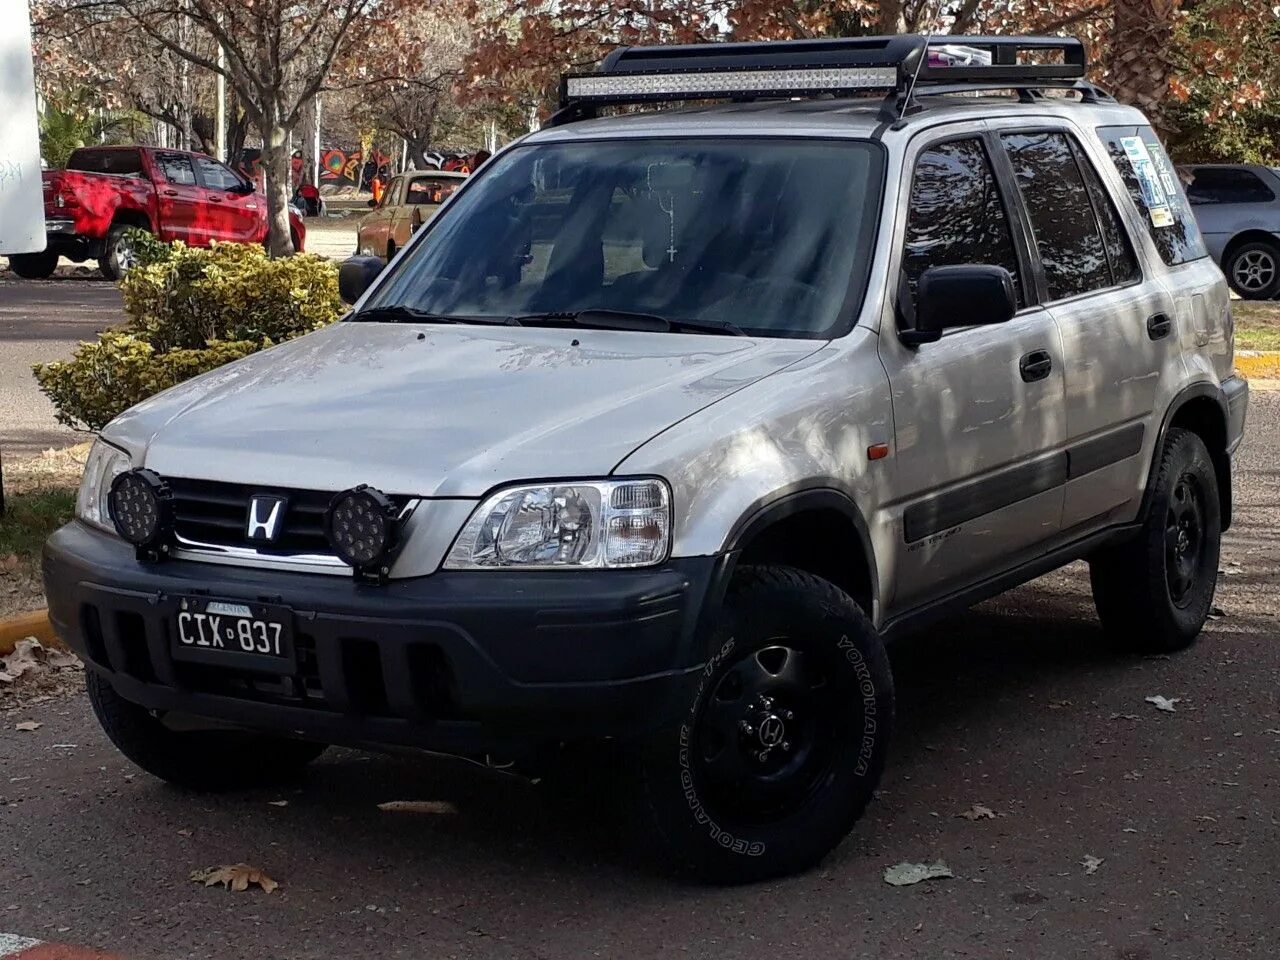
[99,222,148,281]
[1090,427,1221,653]
[629,564,893,883]
[86,671,327,791]
[7,250,59,279]
[1224,240,1280,300]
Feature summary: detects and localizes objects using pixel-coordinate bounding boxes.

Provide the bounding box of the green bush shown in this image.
[34,238,343,431]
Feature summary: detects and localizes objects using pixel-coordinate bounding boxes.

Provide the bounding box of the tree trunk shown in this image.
[1107,0,1182,137]
[261,121,295,257]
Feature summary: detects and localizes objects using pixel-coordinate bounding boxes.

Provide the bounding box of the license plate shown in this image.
[172,597,294,672]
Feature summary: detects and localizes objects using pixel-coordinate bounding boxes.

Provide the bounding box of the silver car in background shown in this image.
[1182,163,1280,299]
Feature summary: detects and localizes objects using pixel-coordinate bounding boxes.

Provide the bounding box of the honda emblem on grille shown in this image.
[246,495,287,543]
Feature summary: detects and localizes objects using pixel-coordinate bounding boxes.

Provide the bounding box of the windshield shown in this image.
[364,138,884,339]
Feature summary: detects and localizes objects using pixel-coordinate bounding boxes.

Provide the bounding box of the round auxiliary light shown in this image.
[325,485,400,570]
[107,468,173,548]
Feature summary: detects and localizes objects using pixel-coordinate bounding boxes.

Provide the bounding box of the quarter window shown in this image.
[1096,125,1206,266]
[903,138,1024,308]
[1073,139,1140,286]
[1000,131,1111,301]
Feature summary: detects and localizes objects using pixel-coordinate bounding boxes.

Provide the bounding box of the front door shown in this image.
[194,155,262,244]
[878,131,1067,613]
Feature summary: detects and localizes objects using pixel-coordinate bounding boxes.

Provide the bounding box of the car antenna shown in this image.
[900,1,945,119]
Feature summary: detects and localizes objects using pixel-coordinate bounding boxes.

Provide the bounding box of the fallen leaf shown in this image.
[1122,827,1138,833]
[884,861,953,886]
[960,804,996,821]
[14,722,41,732]
[376,800,457,815]
[1145,695,1181,713]
[1048,699,1072,710]
[1081,854,1104,875]
[190,864,279,894]
[1208,606,1227,620]
[1110,713,1141,721]
[177,829,193,838]
[267,800,289,807]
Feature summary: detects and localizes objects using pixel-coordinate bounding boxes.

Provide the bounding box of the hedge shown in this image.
[33,234,343,432]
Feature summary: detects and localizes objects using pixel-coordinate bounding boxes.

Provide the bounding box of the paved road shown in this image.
[0,275,123,457]
[1,393,1276,958]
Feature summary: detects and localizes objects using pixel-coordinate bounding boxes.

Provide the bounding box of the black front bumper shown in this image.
[44,522,723,759]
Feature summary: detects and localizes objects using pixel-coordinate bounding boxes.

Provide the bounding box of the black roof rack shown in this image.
[551,34,1097,126]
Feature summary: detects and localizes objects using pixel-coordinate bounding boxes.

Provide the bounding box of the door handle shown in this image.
[1147,312,1172,340]
[162,188,178,196]
[207,195,222,203]
[1019,350,1053,383]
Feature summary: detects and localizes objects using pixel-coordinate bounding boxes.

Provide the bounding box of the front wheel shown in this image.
[1090,427,1221,652]
[7,250,59,279]
[630,565,893,882]
[87,672,327,791]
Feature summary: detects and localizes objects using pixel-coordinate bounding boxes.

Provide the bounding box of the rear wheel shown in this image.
[1090,427,1221,653]
[87,671,327,791]
[7,250,59,279]
[99,222,148,280]
[1225,240,1280,300]
[629,565,893,882]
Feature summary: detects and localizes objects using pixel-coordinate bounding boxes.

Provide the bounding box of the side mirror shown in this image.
[901,264,1017,347]
[367,198,377,208]
[338,256,385,305]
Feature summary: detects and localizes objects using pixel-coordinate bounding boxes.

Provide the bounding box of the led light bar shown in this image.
[564,65,898,104]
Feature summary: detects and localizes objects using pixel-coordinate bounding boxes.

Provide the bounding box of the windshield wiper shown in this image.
[349,305,517,326]
[508,309,745,336]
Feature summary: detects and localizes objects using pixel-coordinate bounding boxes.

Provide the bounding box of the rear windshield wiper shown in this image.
[508,309,746,336]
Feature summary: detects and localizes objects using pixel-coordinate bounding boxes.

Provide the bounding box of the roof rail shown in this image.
[550,34,1090,126]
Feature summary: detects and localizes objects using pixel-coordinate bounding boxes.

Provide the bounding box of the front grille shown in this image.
[167,477,339,555]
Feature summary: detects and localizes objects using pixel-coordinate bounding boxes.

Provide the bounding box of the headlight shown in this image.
[76,439,131,532]
[444,478,671,570]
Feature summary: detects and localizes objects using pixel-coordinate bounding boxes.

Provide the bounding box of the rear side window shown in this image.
[903,137,1024,308]
[1000,131,1111,301]
[66,149,143,176]
[156,153,197,186]
[1096,125,1206,266]
[1184,167,1277,205]
[1075,143,1141,286]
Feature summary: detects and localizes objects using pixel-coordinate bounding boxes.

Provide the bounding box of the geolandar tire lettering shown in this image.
[630,564,894,883]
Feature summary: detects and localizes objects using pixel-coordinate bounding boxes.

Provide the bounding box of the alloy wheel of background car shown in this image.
[1226,242,1280,300]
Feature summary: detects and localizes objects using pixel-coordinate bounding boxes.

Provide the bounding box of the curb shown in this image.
[1236,351,1280,381]
[0,610,59,656]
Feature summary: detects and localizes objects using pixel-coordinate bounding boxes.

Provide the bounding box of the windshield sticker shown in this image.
[1120,136,1174,228]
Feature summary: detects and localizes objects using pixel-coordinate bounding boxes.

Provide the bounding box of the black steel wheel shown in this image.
[1091,427,1221,652]
[630,565,893,882]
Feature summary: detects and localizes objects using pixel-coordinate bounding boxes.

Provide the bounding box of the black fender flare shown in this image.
[1142,381,1232,530]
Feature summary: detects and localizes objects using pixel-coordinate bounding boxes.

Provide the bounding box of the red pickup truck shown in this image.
[7,146,306,280]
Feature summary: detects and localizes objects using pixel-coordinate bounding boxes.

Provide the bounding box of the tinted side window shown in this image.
[194,157,243,192]
[67,149,143,176]
[156,153,197,186]
[1096,125,1206,266]
[1074,140,1140,286]
[1185,167,1276,205]
[1000,132,1111,300]
[903,138,1024,308]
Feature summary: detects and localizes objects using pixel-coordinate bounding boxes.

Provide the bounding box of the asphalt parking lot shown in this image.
[1,388,1276,958]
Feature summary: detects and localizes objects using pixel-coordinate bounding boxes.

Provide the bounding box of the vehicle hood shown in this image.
[107,322,820,497]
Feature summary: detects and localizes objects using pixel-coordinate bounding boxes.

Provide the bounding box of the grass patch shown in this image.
[1233,300,1280,351]
[1,487,76,563]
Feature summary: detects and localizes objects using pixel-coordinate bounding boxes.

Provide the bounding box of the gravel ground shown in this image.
[0,392,1275,960]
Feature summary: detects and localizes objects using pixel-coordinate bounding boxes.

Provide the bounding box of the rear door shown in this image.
[878,130,1067,611]
[991,124,1178,531]
[151,152,203,243]
[193,155,263,244]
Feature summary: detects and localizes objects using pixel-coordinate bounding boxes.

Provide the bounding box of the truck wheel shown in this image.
[7,250,59,280]
[1089,427,1221,653]
[629,565,893,882]
[1224,240,1280,300]
[86,671,327,791]
[99,223,147,280]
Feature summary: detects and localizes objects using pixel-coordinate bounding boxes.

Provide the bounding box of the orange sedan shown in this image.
[356,170,468,260]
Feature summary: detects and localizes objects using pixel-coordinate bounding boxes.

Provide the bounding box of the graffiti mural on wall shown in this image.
[321,147,393,190]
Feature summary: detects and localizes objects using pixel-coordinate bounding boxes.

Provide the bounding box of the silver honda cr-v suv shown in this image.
[44,34,1248,882]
